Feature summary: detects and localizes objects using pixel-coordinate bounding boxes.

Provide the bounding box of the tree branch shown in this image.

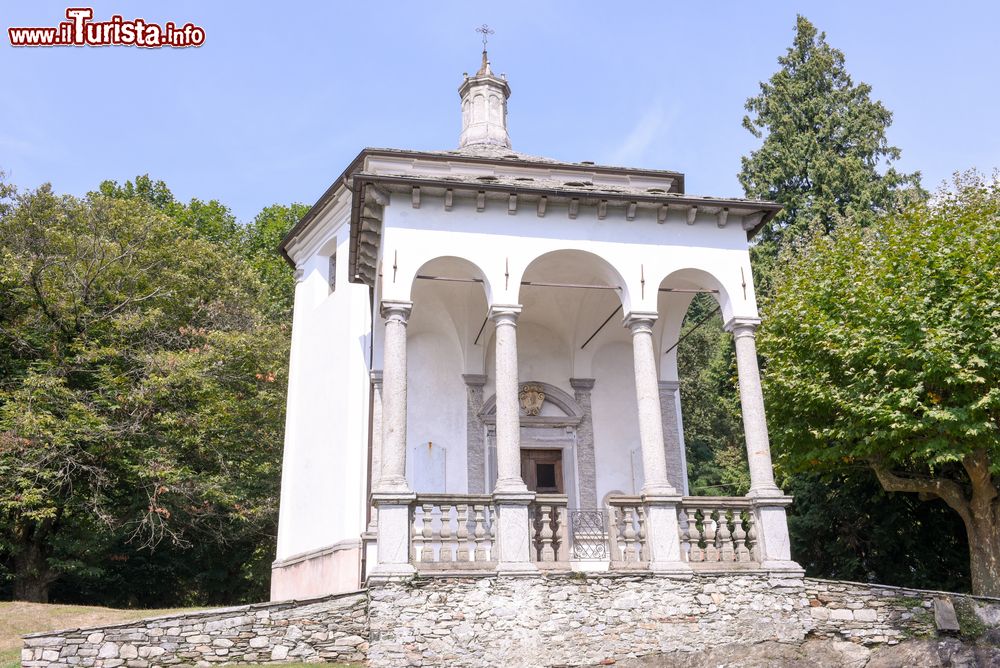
[870,462,974,529]
[962,449,998,522]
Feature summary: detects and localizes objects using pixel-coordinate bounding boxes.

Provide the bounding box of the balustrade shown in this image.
[409,495,496,569]
[393,493,761,575]
[530,494,569,565]
[607,496,649,567]
[678,497,759,568]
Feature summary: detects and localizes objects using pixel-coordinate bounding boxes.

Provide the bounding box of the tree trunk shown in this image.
[872,452,1000,597]
[12,538,55,603]
[968,514,1000,597]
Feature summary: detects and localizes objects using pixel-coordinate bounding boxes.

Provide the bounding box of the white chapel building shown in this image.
[271,49,800,600]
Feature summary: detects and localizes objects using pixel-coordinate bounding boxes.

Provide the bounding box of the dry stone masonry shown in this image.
[22,575,1000,667]
[21,591,367,668]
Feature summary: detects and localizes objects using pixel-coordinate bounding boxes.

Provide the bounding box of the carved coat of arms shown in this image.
[518,383,545,416]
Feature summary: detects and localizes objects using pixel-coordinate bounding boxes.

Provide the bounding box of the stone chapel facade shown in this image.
[271,50,800,600]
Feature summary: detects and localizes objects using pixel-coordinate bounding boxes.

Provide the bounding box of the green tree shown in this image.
[740,15,922,283]
[758,172,1000,595]
[677,295,748,496]
[0,183,287,602]
[242,203,310,317]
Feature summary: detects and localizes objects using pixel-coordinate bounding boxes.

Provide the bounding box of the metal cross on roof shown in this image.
[476,24,494,50]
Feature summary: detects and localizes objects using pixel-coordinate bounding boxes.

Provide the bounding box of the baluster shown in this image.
[488,505,497,561]
[636,506,648,562]
[539,504,555,562]
[555,504,568,562]
[622,506,638,563]
[438,502,453,562]
[473,504,487,562]
[703,510,719,562]
[678,508,690,562]
[421,502,435,563]
[608,507,622,563]
[718,509,735,562]
[746,512,759,562]
[410,504,420,563]
[687,509,702,562]
[455,503,470,562]
[733,511,750,562]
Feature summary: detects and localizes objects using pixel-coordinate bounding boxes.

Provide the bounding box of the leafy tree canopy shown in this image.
[0,178,290,603]
[740,15,922,270]
[759,172,1000,594]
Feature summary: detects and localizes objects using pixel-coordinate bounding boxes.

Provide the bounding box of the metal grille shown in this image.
[569,510,608,560]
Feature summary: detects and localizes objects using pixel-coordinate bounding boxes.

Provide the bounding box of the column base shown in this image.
[496,561,539,576]
[372,491,416,576]
[493,490,536,571]
[747,485,787,498]
[761,561,806,576]
[750,495,797,568]
[641,493,686,569]
[648,561,694,578]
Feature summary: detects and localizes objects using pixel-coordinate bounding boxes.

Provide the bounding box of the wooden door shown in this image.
[520,448,564,494]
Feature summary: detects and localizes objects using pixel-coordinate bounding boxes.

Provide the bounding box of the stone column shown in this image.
[727,317,800,573]
[489,304,536,574]
[658,380,687,496]
[625,313,676,497]
[367,370,384,531]
[570,378,598,508]
[371,300,415,578]
[728,318,781,497]
[625,312,688,576]
[463,374,487,494]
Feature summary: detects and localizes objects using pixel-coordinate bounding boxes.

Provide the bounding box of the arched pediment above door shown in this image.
[479,381,584,428]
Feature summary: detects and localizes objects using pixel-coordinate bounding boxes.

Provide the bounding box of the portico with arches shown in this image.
[271,47,800,600]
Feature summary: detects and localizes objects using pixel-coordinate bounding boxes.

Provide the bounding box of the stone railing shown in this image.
[409,494,496,569]
[607,496,648,568]
[529,494,569,566]
[679,497,759,568]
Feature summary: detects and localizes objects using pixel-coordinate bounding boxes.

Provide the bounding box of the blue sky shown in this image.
[3,1,998,222]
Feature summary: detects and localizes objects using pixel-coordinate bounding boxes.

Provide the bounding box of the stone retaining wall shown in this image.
[21,591,367,668]
[804,577,1000,644]
[367,573,811,667]
[21,574,1000,667]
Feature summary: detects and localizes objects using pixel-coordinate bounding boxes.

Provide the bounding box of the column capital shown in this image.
[380,299,413,322]
[569,377,596,392]
[724,316,761,334]
[370,369,383,385]
[658,380,680,392]
[623,310,658,334]
[488,303,522,323]
[462,373,487,387]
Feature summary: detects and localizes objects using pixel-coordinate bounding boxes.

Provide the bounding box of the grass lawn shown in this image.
[0,601,361,667]
[1,602,196,668]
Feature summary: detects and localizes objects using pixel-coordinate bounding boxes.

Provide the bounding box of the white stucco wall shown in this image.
[275,212,372,563]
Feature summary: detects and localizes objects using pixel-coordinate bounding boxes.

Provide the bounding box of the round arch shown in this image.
[404,255,494,305]
[514,248,632,314]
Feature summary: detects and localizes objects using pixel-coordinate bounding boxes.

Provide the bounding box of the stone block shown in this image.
[119,644,138,659]
[934,597,960,632]
[830,609,855,621]
[98,642,119,659]
[248,636,269,649]
[855,608,878,622]
[86,633,104,645]
[270,645,289,661]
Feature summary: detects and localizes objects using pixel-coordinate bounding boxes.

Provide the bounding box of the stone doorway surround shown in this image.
[475,379,597,508]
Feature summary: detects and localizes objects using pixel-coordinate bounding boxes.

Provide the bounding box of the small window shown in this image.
[328,249,337,293]
[536,463,557,490]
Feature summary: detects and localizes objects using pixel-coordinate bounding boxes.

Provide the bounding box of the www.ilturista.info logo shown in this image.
[8,8,205,48]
